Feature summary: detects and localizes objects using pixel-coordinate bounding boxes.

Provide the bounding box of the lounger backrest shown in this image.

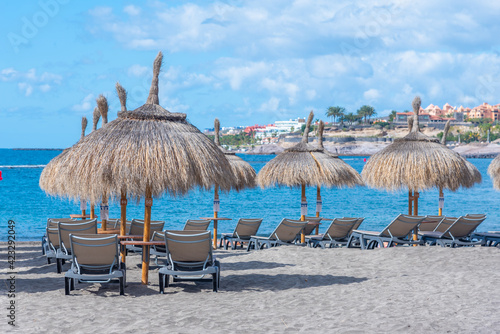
[343,217,365,231]
[46,227,60,248]
[105,219,120,229]
[465,214,486,219]
[58,219,98,252]
[115,220,132,233]
[164,230,212,264]
[418,216,444,232]
[183,219,211,231]
[129,219,165,237]
[271,219,307,242]
[380,214,426,238]
[434,217,457,232]
[303,217,322,235]
[70,234,119,268]
[151,231,167,252]
[48,218,75,226]
[325,218,358,239]
[234,218,263,238]
[441,216,486,239]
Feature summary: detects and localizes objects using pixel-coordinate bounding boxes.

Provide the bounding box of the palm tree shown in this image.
[388,110,397,122]
[357,105,376,123]
[326,106,345,124]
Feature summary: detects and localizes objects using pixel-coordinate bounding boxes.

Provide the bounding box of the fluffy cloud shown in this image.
[72,94,95,112]
[1,68,62,96]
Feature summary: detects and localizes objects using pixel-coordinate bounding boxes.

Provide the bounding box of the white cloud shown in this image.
[2,68,62,96]
[72,94,95,112]
[259,97,280,112]
[18,83,33,96]
[363,89,380,100]
[124,5,141,16]
[128,64,149,77]
[39,84,51,92]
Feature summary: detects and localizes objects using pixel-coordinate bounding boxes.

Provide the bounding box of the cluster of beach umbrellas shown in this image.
[40,51,500,284]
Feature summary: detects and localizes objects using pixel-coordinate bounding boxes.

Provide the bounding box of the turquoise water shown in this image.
[0,149,498,241]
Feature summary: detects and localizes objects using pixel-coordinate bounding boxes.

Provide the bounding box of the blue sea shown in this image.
[0,148,498,241]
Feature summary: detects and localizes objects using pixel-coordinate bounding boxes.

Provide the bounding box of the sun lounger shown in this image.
[418,215,445,232]
[247,218,308,251]
[56,219,98,273]
[347,214,427,249]
[183,219,211,231]
[125,219,165,253]
[64,234,125,295]
[342,217,365,231]
[42,218,77,255]
[219,218,263,250]
[302,217,323,235]
[158,230,220,293]
[471,232,500,247]
[306,217,359,248]
[420,215,487,247]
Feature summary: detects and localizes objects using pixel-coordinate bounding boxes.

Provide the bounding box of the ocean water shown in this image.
[0,148,498,241]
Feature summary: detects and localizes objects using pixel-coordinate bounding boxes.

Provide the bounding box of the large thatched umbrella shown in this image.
[210,118,256,245]
[312,120,364,217]
[362,97,480,227]
[257,111,363,242]
[488,155,500,190]
[42,51,236,284]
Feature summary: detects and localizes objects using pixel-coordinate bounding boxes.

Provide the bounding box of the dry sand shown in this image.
[1,242,499,333]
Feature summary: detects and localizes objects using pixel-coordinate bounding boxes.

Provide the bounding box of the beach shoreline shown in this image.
[1,241,499,333]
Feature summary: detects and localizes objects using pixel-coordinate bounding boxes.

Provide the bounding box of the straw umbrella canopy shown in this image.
[311,120,364,217]
[362,96,480,219]
[488,155,500,190]
[212,117,256,212]
[42,51,237,284]
[257,111,363,241]
[209,118,256,244]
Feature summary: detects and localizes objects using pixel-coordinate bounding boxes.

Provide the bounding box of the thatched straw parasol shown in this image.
[257,111,363,242]
[42,51,236,284]
[362,96,480,221]
[487,155,500,190]
[312,120,364,217]
[210,118,256,244]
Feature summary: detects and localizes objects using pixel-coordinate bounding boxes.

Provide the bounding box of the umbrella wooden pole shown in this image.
[412,191,419,241]
[101,194,108,231]
[438,187,444,216]
[82,209,86,218]
[408,190,413,216]
[213,185,219,249]
[300,183,306,243]
[315,186,321,234]
[142,185,152,285]
[90,205,95,219]
[120,191,127,263]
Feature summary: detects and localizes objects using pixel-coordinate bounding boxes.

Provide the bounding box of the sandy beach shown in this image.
[1,242,499,333]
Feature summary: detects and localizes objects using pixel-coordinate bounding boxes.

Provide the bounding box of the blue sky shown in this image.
[1,0,500,148]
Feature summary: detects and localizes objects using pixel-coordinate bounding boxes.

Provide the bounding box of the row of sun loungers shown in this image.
[41,213,495,296]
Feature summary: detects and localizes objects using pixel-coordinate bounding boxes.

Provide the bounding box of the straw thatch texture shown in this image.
[116,82,127,112]
[40,51,236,203]
[313,121,363,187]
[214,118,256,190]
[97,95,108,125]
[81,117,87,139]
[257,112,363,188]
[92,107,100,131]
[362,96,479,192]
[487,155,500,190]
